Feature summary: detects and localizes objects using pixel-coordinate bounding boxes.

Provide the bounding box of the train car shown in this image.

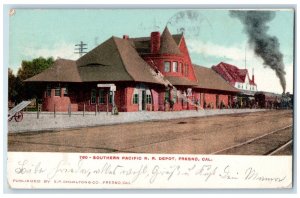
[254,91,282,109]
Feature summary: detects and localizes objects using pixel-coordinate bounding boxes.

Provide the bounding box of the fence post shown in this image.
[37,104,40,119]
[83,103,85,117]
[106,93,109,115]
[95,104,97,116]
[68,103,71,117]
[54,104,56,118]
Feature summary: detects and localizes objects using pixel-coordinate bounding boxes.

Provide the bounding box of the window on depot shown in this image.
[184,64,189,76]
[46,85,51,97]
[132,89,139,104]
[98,89,105,104]
[63,87,68,96]
[55,87,61,96]
[172,61,178,72]
[178,62,182,73]
[164,61,171,72]
[146,90,152,104]
[91,89,96,104]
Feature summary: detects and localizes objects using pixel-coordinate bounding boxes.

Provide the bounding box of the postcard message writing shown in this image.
[8,152,292,189]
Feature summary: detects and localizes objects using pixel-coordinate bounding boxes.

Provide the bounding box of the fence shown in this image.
[33,103,118,119]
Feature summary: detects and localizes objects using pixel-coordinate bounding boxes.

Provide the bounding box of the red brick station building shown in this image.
[26,27,240,112]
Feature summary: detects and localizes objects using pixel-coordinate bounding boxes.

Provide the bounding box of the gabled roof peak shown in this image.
[162,26,171,35]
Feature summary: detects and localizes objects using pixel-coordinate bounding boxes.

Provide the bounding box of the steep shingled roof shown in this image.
[114,37,165,84]
[165,76,198,86]
[129,33,183,54]
[76,37,134,82]
[25,59,81,82]
[193,64,239,92]
[77,36,166,84]
[172,34,183,45]
[159,27,182,55]
[26,37,166,85]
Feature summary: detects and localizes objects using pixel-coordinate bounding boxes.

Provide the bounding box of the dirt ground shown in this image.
[8,110,293,155]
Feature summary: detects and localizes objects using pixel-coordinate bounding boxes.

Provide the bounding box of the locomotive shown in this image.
[254,91,293,109]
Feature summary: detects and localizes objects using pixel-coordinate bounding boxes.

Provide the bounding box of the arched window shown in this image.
[146,90,152,104]
[98,89,105,104]
[91,89,96,104]
[132,88,139,104]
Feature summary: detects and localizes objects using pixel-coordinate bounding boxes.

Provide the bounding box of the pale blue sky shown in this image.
[9,9,294,93]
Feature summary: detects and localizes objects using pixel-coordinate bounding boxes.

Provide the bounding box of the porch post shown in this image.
[110,85,116,114]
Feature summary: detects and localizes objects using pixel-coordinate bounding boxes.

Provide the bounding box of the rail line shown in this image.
[118,123,292,154]
[267,139,293,155]
[211,124,293,155]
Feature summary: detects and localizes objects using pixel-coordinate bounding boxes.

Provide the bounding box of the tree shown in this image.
[17,57,54,81]
[16,57,54,101]
[8,68,17,102]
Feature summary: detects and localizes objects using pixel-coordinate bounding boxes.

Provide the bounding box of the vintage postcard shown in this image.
[7,8,294,189]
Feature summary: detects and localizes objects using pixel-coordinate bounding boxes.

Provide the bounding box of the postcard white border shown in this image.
[7,152,292,189]
[1,1,298,197]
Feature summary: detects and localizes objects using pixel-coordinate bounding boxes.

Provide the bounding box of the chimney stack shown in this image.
[123,35,129,40]
[150,31,160,54]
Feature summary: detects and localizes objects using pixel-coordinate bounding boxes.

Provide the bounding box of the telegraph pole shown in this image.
[244,45,247,69]
[74,41,88,57]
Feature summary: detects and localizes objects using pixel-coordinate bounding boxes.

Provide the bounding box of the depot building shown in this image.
[26,27,238,112]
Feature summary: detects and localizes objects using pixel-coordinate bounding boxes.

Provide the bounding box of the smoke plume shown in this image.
[230,10,286,93]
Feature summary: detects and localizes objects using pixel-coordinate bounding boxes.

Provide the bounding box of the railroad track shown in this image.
[118,124,293,155]
[211,125,293,155]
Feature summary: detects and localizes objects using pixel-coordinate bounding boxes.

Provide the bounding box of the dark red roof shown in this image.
[212,62,256,86]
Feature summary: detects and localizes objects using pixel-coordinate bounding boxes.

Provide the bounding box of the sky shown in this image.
[9,9,294,94]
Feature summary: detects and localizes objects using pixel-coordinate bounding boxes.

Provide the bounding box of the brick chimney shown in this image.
[123,35,129,40]
[150,31,160,54]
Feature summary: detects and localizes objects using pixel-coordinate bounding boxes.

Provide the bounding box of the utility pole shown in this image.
[244,45,247,69]
[74,41,88,57]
